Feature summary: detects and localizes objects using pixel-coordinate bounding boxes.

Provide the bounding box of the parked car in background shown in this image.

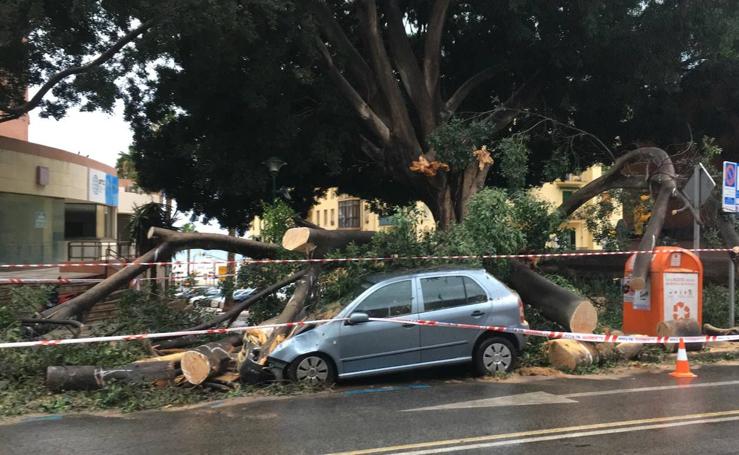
[264,267,528,385]
[189,287,221,305]
[211,288,256,308]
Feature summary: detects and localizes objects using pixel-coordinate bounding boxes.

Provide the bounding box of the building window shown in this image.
[330,208,335,226]
[562,190,574,204]
[379,215,396,226]
[339,200,361,228]
[323,209,328,227]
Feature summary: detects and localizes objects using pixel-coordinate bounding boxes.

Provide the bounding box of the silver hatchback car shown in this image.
[267,267,528,384]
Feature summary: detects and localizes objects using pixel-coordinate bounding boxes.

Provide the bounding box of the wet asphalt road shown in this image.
[2,363,739,454]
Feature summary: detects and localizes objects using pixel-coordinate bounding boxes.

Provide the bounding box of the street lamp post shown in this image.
[263,157,286,200]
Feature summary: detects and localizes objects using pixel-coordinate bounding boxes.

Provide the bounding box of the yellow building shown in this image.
[250,188,435,238]
[251,166,618,251]
[531,165,621,250]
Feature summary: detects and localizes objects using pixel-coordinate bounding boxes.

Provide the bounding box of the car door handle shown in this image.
[471,311,485,317]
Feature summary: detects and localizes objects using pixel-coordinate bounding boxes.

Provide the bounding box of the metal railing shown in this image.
[67,241,135,262]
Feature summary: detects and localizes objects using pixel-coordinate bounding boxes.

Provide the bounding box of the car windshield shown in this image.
[338,280,373,307]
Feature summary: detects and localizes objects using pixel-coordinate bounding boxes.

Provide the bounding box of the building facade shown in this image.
[531,165,621,250]
[0,117,158,264]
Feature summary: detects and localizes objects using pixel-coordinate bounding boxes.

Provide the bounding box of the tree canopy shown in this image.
[2,1,738,230]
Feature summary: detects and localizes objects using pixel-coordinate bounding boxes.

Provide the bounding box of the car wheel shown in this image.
[287,354,336,385]
[474,337,517,375]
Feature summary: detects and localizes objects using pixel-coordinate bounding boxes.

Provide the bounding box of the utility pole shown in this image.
[692,164,701,251]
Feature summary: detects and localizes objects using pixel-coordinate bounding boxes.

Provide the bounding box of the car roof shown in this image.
[365,265,486,284]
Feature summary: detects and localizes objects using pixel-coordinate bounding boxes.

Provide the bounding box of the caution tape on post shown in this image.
[2,317,738,349]
[0,247,735,269]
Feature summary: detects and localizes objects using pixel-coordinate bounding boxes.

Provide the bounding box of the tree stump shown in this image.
[656,319,702,352]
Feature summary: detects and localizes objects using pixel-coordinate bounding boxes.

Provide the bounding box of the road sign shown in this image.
[684,163,715,206]
[723,161,738,213]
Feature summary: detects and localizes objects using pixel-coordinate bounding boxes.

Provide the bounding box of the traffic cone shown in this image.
[669,338,697,378]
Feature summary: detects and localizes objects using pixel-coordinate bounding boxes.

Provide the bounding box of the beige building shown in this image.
[0,117,159,264]
[531,165,621,250]
[116,178,162,241]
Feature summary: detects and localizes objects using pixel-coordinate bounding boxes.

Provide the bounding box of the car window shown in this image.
[354,280,413,318]
[464,277,488,304]
[421,276,467,311]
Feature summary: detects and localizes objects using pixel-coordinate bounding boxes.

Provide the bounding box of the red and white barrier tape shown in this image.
[0,319,342,349]
[2,316,738,349]
[374,318,739,345]
[0,273,240,285]
[0,247,736,269]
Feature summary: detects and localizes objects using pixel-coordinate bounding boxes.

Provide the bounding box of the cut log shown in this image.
[180,342,236,385]
[547,339,601,371]
[656,318,703,352]
[703,323,739,339]
[46,361,178,392]
[508,261,597,333]
[282,227,374,256]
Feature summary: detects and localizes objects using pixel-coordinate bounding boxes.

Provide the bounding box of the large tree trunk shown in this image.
[46,361,178,392]
[508,261,598,333]
[282,228,374,256]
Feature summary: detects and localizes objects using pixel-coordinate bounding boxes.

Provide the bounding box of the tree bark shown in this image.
[180,341,236,385]
[508,261,598,333]
[46,361,178,392]
[282,227,375,256]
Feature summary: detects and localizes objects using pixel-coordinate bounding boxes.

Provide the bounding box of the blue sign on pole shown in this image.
[723,161,738,213]
[105,174,119,207]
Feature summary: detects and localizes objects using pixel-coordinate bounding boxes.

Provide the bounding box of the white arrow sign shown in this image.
[405,379,739,412]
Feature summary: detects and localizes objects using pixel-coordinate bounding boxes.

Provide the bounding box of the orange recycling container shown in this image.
[623,246,703,336]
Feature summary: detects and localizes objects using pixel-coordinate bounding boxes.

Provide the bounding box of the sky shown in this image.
[28,99,233,260]
[29,101,131,168]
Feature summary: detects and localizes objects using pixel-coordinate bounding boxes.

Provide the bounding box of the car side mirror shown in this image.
[347,312,370,325]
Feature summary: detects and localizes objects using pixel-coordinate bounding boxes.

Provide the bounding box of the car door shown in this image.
[418,275,490,362]
[338,279,420,375]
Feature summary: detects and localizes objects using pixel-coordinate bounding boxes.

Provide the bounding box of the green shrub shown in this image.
[702,283,739,328]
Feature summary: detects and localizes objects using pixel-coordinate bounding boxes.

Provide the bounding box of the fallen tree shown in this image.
[282,227,374,256]
[42,228,280,321]
[508,261,598,333]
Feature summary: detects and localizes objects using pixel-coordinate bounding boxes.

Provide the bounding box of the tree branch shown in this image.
[358,0,419,150]
[444,67,496,115]
[307,1,376,100]
[556,147,677,217]
[423,0,450,106]
[385,0,436,137]
[314,37,391,144]
[0,20,155,123]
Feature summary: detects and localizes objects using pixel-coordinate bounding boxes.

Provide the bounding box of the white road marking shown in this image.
[405,379,739,411]
[388,415,739,454]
